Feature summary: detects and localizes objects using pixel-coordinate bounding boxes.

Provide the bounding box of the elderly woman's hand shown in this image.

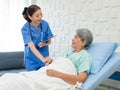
[46,69,59,77]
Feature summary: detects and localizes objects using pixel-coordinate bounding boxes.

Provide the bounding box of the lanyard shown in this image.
[29,23,43,42]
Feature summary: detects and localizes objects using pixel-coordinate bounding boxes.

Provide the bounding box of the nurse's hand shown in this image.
[38,42,46,48]
[44,57,53,66]
[38,39,51,48]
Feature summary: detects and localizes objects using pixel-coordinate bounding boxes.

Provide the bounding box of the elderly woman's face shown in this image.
[72,34,85,49]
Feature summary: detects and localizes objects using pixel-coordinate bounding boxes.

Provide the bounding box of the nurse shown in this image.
[21,4,54,71]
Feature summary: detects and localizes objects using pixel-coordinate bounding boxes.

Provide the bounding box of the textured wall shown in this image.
[36,0,120,56]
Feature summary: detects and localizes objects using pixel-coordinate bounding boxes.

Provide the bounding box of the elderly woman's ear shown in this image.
[82,40,87,47]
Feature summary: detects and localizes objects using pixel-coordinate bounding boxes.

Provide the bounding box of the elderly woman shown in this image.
[47,28,93,85]
[0,28,93,90]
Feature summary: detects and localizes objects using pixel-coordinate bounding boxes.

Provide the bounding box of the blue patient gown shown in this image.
[21,20,53,71]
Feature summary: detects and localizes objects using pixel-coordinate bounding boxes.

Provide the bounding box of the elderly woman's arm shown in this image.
[46,69,88,85]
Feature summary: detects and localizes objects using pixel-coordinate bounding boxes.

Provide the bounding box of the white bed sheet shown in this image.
[0,57,82,90]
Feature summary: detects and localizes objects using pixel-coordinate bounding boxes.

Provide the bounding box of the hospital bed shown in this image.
[82,42,120,90]
[0,42,120,90]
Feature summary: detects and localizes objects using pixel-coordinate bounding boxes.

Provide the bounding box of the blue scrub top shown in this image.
[21,20,53,71]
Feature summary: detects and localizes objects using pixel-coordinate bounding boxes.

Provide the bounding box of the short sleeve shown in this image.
[77,54,92,74]
[47,24,53,39]
[42,20,53,40]
[21,24,32,46]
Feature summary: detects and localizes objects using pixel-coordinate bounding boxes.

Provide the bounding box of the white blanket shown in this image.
[0,57,82,90]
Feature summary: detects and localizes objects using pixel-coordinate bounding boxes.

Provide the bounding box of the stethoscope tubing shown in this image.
[29,23,43,42]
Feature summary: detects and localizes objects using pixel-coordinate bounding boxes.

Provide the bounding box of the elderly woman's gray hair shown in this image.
[76,28,93,48]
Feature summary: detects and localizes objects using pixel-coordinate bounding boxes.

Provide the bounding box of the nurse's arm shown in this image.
[28,41,45,62]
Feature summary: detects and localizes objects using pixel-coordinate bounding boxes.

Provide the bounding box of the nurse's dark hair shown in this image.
[76,28,93,48]
[22,5,41,22]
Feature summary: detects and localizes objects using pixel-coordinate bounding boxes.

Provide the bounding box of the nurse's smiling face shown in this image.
[71,33,86,51]
[29,9,42,24]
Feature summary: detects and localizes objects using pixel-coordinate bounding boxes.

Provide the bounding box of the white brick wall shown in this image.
[36,0,120,56]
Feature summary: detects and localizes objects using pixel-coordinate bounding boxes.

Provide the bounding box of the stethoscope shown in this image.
[29,23,43,42]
